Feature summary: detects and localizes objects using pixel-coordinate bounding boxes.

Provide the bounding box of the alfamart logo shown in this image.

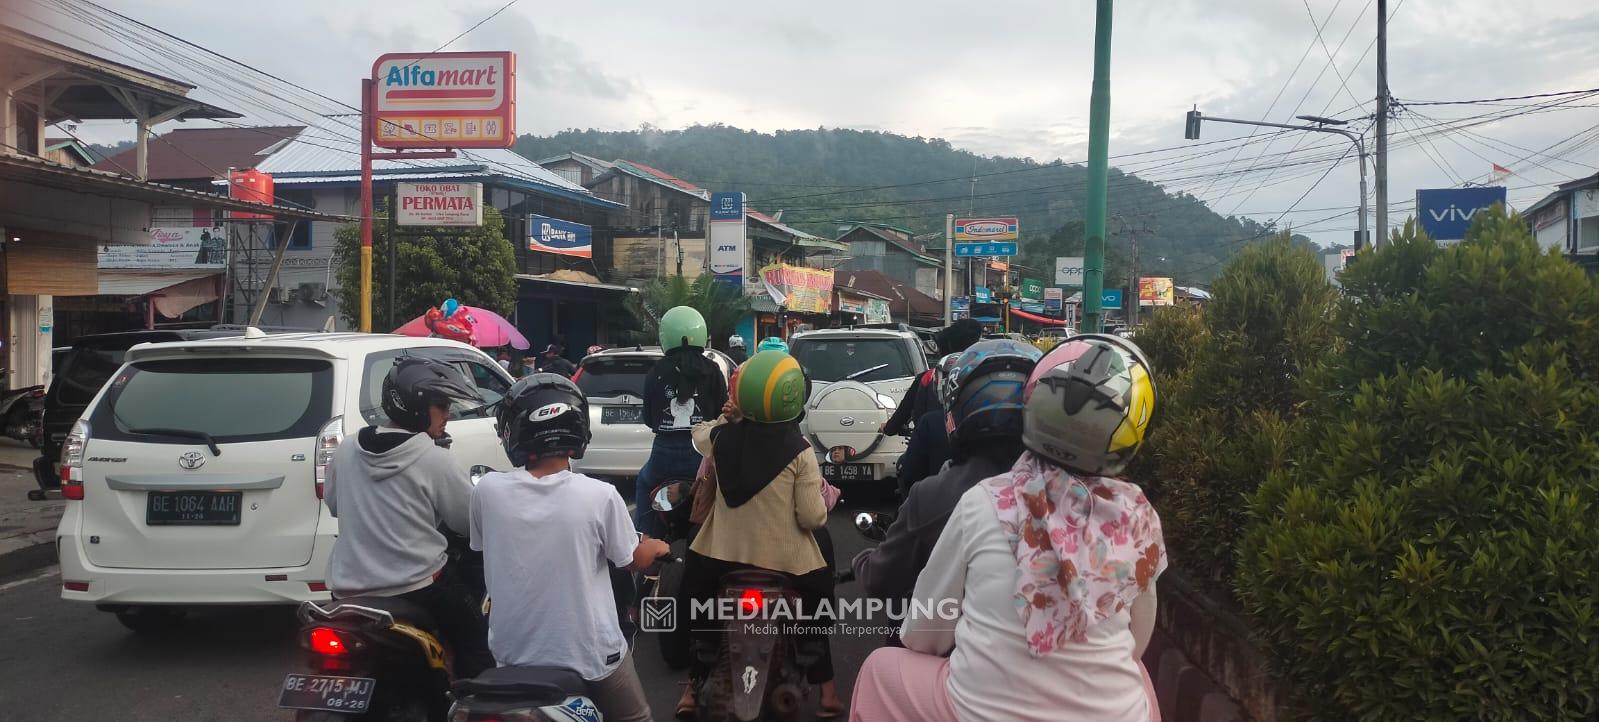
[638,596,959,636]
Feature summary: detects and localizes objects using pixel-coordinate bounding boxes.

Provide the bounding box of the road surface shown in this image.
[0,494,896,721]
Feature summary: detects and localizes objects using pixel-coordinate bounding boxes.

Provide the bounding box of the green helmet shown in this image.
[658,306,709,351]
[731,350,807,423]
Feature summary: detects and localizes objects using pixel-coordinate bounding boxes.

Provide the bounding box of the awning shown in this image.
[515,272,638,294]
[1009,307,1068,326]
[97,270,220,318]
[98,270,216,296]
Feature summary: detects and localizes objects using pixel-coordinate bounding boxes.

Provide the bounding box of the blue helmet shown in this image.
[757,337,789,354]
[940,339,1042,446]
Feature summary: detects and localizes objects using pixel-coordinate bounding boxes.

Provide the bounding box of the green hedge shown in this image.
[1130,235,1337,594]
[1238,208,1599,720]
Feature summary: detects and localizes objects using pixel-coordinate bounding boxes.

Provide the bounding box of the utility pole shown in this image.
[1081,0,1114,335]
[1375,0,1390,247]
[943,214,954,326]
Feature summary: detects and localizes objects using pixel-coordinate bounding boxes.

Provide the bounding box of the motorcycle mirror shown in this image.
[854,512,890,542]
[652,485,675,512]
[469,465,494,485]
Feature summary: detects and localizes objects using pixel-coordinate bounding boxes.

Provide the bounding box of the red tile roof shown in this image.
[833,269,942,316]
[91,125,304,181]
[614,159,705,194]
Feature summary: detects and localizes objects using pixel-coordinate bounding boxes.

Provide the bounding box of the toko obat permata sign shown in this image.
[396,182,483,226]
[372,52,515,149]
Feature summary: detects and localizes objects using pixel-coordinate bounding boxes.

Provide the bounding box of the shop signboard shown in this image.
[1138,277,1175,306]
[1020,277,1044,301]
[527,214,593,258]
[372,51,516,149]
[709,192,747,283]
[865,298,892,324]
[974,286,993,304]
[1101,288,1124,310]
[760,263,833,314]
[1054,256,1084,286]
[1415,186,1507,242]
[100,227,228,269]
[837,294,866,316]
[397,182,483,226]
[1044,286,1064,313]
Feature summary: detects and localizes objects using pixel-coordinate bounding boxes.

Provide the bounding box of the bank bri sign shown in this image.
[371,51,515,149]
[1415,187,1507,242]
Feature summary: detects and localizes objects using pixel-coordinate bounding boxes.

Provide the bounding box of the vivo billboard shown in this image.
[1416,187,1507,242]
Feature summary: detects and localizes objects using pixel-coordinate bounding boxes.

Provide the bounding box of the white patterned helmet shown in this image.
[1021,334,1157,476]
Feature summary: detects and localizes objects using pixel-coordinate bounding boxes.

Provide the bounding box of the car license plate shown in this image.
[145,491,242,526]
[278,673,376,714]
[821,463,875,481]
[601,406,645,425]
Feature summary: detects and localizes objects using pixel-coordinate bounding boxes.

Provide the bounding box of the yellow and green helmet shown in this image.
[730,350,808,423]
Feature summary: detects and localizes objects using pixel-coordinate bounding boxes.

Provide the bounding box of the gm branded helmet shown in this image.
[1021,334,1157,477]
[496,373,591,465]
[940,339,1042,446]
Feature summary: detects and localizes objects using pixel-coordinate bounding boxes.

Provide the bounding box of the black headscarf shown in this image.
[666,346,706,402]
[710,419,811,508]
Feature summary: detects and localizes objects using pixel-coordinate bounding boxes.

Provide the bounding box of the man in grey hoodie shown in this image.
[325,356,495,677]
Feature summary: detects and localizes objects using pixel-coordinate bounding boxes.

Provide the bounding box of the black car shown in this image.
[32,328,270,494]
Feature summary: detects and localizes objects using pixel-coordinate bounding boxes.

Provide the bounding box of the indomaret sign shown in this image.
[396,182,483,226]
[372,52,515,149]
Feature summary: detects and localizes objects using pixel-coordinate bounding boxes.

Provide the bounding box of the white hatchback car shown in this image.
[789,328,927,486]
[54,330,514,631]
[571,345,734,480]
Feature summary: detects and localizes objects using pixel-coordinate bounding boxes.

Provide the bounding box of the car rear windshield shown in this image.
[89,358,334,444]
[791,338,916,383]
[577,356,654,399]
[56,346,130,406]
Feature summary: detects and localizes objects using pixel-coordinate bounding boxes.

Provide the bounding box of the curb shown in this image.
[0,539,55,581]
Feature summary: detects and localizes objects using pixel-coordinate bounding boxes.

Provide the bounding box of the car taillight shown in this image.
[61,419,88,500]
[314,417,343,500]
[308,627,350,655]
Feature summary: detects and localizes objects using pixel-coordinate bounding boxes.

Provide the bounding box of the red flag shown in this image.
[1491,163,1512,176]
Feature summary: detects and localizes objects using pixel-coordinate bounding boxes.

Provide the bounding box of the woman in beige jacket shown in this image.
[673,400,844,717]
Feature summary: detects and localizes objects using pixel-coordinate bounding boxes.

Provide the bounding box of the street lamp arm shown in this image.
[1200,114,1361,144]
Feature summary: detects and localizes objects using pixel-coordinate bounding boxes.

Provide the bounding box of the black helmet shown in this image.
[940,338,1042,447]
[382,356,483,433]
[496,373,590,466]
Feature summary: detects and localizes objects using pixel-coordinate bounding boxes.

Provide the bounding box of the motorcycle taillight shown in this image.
[309,626,350,655]
[739,588,765,615]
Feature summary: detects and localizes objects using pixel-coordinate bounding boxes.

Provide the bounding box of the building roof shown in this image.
[44,136,95,166]
[0,25,240,123]
[833,269,942,317]
[1524,173,1599,216]
[0,149,348,222]
[92,125,304,181]
[534,152,613,172]
[609,159,710,200]
[838,224,942,266]
[237,117,621,210]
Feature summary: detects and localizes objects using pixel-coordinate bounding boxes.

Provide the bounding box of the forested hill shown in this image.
[514,125,1280,285]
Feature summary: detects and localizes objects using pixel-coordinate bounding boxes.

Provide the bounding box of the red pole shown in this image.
[359,77,374,332]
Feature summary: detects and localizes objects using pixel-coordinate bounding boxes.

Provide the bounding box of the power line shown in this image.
[1398,87,1599,107]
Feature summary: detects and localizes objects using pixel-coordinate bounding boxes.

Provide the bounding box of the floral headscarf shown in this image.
[981,451,1166,656]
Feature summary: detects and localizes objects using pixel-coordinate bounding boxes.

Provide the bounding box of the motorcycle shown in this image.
[0,383,44,447]
[279,531,482,721]
[447,666,603,722]
[653,485,832,722]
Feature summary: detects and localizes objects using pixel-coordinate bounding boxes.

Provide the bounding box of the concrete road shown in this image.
[0,495,897,721]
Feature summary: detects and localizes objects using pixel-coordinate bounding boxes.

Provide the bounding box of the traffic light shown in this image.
[1184,110,1203,140]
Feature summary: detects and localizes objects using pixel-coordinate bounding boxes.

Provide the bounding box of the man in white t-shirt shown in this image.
[472,373,670,722]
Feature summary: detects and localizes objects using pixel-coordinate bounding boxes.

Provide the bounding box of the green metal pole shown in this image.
[1081,0,1113,334]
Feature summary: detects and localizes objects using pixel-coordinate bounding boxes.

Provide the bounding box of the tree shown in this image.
[332,207,517,330]
[624,274,752,346]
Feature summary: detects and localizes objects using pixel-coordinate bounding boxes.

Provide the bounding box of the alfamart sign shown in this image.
[372,52,515,149]
[396,182,483,226]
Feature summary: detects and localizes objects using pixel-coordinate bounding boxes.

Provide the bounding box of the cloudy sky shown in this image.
[16,0,1599,247]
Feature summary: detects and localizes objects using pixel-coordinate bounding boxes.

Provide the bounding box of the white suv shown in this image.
[789,328,927,486]
[54,330,514,631]
[572,345,735,480]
